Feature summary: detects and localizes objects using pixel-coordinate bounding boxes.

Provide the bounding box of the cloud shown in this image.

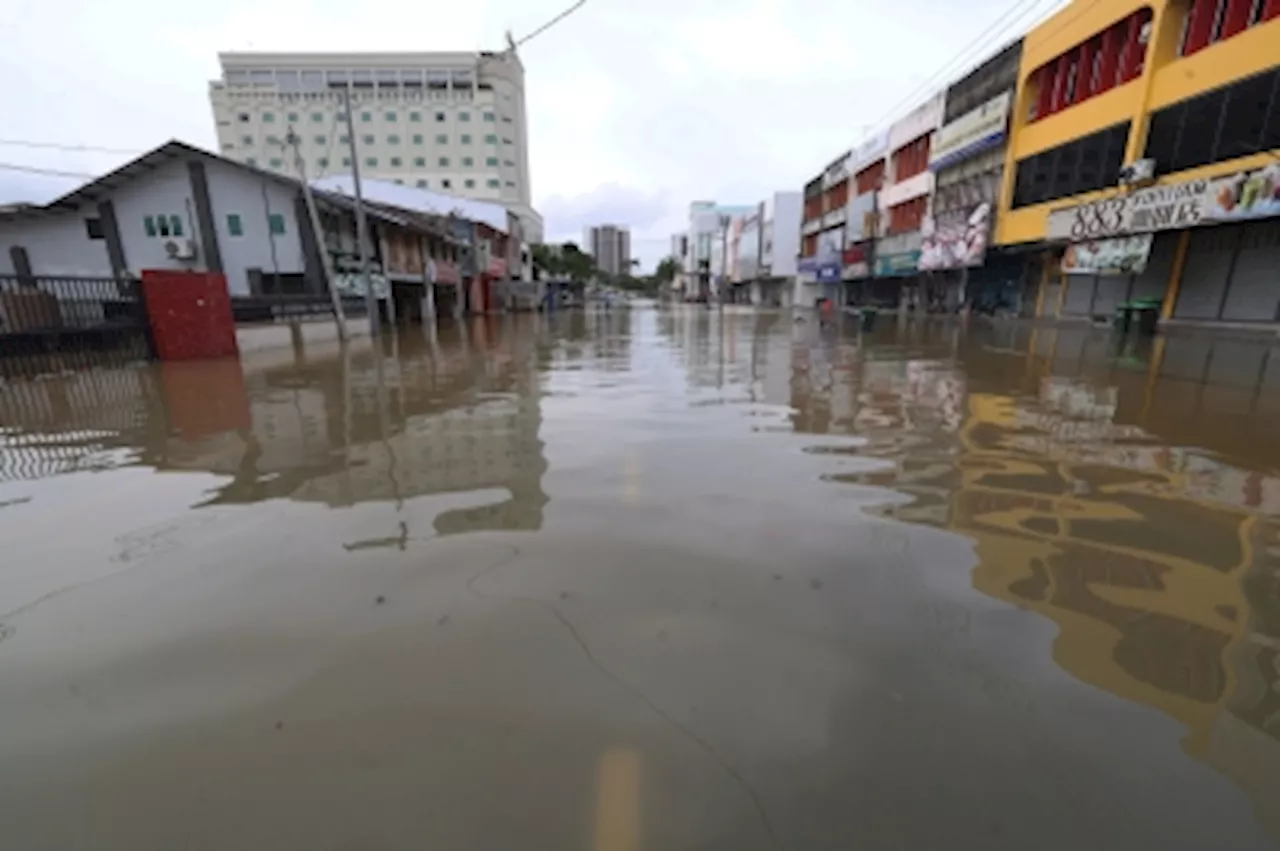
[1,0,1061,271]
[538,183,672,240]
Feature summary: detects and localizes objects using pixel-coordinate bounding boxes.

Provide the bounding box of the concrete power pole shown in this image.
[340,88,380,338]
[286,127,346,341]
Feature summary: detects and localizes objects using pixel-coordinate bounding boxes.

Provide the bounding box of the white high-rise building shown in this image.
[582,225,631,276]
[208,51,536,230]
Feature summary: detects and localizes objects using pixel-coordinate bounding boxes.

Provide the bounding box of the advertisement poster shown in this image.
[1203,164,1280,222]
[919,203,991,271]
[1062,234,1153,275]
[1048,163,1280,241]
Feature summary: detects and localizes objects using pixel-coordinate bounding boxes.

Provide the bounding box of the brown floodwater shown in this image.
[1,306,1278,851]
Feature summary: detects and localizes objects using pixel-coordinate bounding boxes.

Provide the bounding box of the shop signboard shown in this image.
[874,231,922,277]
[919,202,992,270]
[874,251,921,277]
[1203,163,1280,222]
[333,272,390,299]
[822,151,852,190]
[815,264,842,283]
[1046,163,1280,241]
[1061,234,1153,275]
[851,129,890,172]
[929,91,1011,172]
[843,243,871,279]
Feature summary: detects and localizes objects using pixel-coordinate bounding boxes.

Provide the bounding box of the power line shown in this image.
[863,0,1062,138]
[510,0,589,49]
[0,162,95,179]
[0,138,143,156]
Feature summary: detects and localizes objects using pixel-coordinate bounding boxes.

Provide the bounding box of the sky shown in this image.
[0,0,1065,271]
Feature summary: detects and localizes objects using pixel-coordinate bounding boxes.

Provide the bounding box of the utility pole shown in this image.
[286,127,346,341]
[340,88,380,337]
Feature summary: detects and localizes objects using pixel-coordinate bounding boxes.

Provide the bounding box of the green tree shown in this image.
[559,242,598,284]
[654,256,680,285]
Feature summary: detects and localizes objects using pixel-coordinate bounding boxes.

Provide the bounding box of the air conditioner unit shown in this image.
[1118,158,1156,186]
[164,238,198,260]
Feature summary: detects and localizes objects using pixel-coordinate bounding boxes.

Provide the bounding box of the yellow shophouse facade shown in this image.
[995,0,1280,323]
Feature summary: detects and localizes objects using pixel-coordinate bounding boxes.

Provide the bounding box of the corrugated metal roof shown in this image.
[313,175,509,234]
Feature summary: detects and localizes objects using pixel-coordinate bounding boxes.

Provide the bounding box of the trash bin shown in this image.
[1114,306,1134,334]
[860,308,877,332]
[1136,306,1160,336]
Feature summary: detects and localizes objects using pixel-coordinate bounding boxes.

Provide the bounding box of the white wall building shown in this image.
[0,142,311,296]
[582,225,631,277]
[209,51,537,234]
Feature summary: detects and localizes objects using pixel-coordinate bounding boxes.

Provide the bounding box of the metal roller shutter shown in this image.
[1062,275,1096,314]
[1221,220,1280,322]
[1131,231,1178,301]
[1091,275,1129,316]
[1174,226,1239,319]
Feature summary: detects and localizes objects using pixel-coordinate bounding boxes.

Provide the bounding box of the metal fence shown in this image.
[0,275,152,376]
[230,294,369,325]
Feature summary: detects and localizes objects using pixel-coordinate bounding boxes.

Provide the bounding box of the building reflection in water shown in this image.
[653,313,1280,839]
[771,320,1280,840]
[0,314,552,541]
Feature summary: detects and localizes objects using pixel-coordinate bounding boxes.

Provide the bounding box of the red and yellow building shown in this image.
[996,0,1280,323]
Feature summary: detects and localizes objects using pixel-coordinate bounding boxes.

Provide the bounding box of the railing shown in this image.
[0,275,151,375]
[0,275,143,335]
[230,293,369,325]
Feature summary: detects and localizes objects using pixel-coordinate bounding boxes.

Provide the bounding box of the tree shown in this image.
[558,242,598,284]
[654,256,680,285]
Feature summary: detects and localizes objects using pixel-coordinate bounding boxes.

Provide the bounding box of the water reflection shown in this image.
[752,317,1280,839]
[0,315,553,539]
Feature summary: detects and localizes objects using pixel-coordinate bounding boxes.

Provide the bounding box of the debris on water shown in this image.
[274,721,284,731]
[558,590,570,600]
[375,595,386,605]
[436,614,451,627]
[809,578,824,590]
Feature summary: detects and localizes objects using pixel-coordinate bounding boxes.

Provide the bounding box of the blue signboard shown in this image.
[815,264,842,282]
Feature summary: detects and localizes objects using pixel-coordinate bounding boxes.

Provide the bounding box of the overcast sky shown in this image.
[0,0,1062,270]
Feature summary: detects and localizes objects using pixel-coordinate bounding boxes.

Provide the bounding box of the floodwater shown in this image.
[1,306,1279,851]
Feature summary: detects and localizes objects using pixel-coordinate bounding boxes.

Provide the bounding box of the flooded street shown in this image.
[2,305,1279,851]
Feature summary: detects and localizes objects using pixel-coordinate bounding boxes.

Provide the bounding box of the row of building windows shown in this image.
[1145,66,1280,175]
[1181,0,1280,57]
[238,109,498,123]
[1011,122,1130,208]
[887,196,928,234]
[240,133,506,147]
[135,213,286,239]
[855,161,886,195]
[245,153,503,171]
[1028,8,1150,123]
[891,135,931,183]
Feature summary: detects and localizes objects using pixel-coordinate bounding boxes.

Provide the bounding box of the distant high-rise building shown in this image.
[208,50,537,234]
[582,225,631,276]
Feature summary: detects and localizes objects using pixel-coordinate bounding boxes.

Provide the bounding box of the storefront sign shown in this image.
[816,263,842,282]
[1046,164,1280,241]
[851,129,890,172]
[822,152,852,189]
[930,91,1011,172]
[843,243,871,279]
[919,202,992,270]
[1062,234,1153,275]
[333,272,390,299]
[1203,164,1280,223]
[874,250,921,277]
[1047,181,1205,240]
